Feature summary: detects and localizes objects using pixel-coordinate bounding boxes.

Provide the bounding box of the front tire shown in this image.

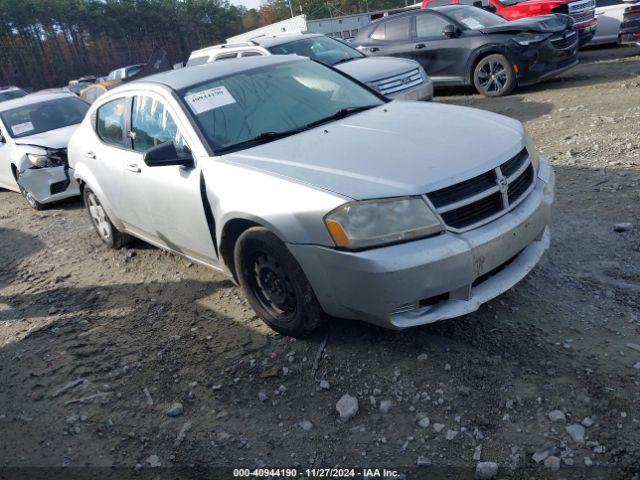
[473,54,516,97]
[83,187,130,248]
[16,171,44,210]
[234,227,327,337]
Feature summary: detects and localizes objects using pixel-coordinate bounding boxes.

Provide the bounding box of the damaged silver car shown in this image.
[69,56,554,337]
[0,92,88,209]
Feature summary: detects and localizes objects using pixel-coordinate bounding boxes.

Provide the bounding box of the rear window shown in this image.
[370,17,410,41]
[0,89,27,102]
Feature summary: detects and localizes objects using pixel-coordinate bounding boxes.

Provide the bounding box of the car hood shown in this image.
[481,14,573,34]
[221,102,525,200]
[334,56,425,83]
[15,124,79,150]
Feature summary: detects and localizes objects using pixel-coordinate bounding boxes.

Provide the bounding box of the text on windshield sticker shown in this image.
[184,86,236,114]
[11,122,34,135]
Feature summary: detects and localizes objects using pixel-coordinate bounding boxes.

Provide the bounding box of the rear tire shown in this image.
[473,54,516,97]
[234,227,327,337]
[83,187,130,249]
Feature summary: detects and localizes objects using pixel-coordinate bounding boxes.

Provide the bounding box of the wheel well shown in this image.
[219,219,262,281]
[468,49,507,84]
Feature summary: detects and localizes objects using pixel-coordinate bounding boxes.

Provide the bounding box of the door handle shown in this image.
[369,47,380,52]
[415,43,426,49]
[85,151,96,159]
[125,163,141,173]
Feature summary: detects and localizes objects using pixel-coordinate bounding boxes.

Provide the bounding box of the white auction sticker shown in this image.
[185,86,236,114]
[11,121,34,135]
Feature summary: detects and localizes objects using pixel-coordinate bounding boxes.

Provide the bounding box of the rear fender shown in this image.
[73,163,125,231]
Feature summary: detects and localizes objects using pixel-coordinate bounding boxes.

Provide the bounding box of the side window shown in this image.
[215,52,239,61]
[416,14,450,39]
[596,0,622,6]
[186,56,209,67]
[131,96,189,157]
[370,17,410,41]
[96,98,127,146]
[241,51,263,57]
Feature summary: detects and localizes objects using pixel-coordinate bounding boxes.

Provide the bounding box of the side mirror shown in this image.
[443,24,462,38]
[0,134,5,144]
[143,141,194,168]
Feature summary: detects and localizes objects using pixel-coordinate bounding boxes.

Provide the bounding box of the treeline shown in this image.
[0,0,410,90]
[0,0,260,89]
[259,0,413,27]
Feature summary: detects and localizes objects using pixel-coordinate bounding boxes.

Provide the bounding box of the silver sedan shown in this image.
[68,56,554,337]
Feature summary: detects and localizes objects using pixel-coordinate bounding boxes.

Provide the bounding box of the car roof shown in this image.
[251,33,324,48]
[369,5,468,21]
[137,55,305,91]
[0,92,76,113]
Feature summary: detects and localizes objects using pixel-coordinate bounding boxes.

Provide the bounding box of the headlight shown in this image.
[513,33,552,46]
[524,130,540,174]
[324,196,444,250]
[27,152,50,168]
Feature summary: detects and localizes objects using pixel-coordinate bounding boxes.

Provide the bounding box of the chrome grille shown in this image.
[371,68,424,96]
[568,0,595,24]
[550,30,578,49]
[426,148,536,231]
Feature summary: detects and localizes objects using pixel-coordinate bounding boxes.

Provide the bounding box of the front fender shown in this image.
[465,44,514,83]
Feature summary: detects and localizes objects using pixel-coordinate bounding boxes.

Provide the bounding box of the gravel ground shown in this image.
[1,46,639,479]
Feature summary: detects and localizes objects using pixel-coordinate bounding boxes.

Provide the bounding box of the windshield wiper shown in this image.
[216,105,378,154]
[304,105,378,129]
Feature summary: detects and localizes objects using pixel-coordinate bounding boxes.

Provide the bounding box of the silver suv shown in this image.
[187,34,434,101]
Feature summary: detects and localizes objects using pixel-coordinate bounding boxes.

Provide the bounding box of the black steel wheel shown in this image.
[473,54,516,97]
[234,227,327,337]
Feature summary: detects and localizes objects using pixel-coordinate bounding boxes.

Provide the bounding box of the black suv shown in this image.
[352,5,579,96]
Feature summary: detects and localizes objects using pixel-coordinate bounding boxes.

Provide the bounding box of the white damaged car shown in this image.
[0,92,89,209]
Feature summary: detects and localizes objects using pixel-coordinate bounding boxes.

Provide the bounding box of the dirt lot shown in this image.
[1,46,639,479]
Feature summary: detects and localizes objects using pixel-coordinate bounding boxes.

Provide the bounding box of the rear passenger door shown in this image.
[91,96,131,217]
[360,15,413,57]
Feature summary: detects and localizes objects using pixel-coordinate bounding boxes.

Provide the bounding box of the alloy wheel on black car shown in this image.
[473,54,516,98]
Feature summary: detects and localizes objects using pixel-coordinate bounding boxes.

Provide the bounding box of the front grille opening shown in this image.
[419,292,450,308]
[472,250,523,288]
[508,164,534,203]
[501,148,528,177]
[428,170,497,208]
[550,31,578,49]
[441,192,503,229]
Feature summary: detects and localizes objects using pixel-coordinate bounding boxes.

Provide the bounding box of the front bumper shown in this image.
[288,158,555,330]
[387,77,434,101]
[511,39,579,87]
[17,166,80,204]
[577,23,597,46]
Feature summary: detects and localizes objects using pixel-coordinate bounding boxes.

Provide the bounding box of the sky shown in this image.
[231,0,262,10]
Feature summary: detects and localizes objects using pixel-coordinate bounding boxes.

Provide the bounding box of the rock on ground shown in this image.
[336,394,359,421]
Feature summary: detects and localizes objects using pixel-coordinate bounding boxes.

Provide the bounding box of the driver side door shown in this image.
[413,12,469,82]
[124,93,217,264]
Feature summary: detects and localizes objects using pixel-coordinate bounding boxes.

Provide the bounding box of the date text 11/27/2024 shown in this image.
[233,468,401,478]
